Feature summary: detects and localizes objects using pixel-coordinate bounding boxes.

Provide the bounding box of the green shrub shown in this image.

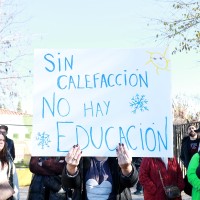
[13,133,19,139]
[25,133,31,139]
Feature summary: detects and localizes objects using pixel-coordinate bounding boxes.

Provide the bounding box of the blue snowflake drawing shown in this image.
[130,94,149,113]
[36,132,51,149]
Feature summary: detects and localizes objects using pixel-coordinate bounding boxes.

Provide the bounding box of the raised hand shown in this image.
[65,144,82,175]
[116,143,133,176]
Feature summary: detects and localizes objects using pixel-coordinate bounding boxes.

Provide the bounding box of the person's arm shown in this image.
[119,162,138,189]
[116,143,133,176]
[10,139,15,161]
[62,163,82,189]
[29,157,58,175]
[180,138,187,168]
[61,145,82,189]
[116,144,138,188]
[42,157,65,175]
[187,153,200,191]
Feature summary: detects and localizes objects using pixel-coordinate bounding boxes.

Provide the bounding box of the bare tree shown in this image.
[0,0,32,111]
[151,0,200,54]
[172,94,200,124]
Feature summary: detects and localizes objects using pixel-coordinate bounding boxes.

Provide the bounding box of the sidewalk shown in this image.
[19,186,29,200]
[131,187,192,200]
[20,186,192,200]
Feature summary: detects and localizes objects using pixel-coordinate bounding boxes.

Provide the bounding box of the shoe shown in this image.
[133,190,143,195]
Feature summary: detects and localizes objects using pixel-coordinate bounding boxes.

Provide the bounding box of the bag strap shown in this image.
[155,158,166,189]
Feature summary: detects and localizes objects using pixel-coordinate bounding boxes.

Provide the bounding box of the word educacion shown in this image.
[56,117,169,153]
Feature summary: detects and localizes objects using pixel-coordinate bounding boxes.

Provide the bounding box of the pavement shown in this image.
[19,186,29,200]
[19,186,192,200]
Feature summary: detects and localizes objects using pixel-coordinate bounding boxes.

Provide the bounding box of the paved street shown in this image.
[20,186,145,199]
[19,187,29,200]
[20,186,192,200]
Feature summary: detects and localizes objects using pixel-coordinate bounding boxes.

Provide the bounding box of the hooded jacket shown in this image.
[187,152,200,200]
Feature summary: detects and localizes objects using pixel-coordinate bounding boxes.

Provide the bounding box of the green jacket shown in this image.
[187,152,200,200]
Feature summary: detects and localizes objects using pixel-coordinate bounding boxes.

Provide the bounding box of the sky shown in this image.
[13,0,200,113]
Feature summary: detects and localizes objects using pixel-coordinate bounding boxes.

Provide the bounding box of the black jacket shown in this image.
[27,157,69,200]
[180,136,200,168]
[62,157,138,200]
[6,137,15,161]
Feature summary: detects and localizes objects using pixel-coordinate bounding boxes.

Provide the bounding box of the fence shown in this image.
[173,121,200,176]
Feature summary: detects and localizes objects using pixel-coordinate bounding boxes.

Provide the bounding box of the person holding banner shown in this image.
[139,157,185,200]
[61,143,138,200]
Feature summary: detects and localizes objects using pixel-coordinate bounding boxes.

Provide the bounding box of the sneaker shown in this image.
[133,190,143,195]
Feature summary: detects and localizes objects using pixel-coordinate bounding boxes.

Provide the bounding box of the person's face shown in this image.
[0,134,5,151]
[0,128,7,136]
[187,126,197,137]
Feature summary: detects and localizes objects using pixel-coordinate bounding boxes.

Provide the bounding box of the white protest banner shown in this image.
[32,48,173,157]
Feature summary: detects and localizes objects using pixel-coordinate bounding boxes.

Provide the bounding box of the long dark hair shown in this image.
[0,133,9,169]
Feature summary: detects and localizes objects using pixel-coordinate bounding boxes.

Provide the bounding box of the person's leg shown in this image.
[136,180,143,193]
